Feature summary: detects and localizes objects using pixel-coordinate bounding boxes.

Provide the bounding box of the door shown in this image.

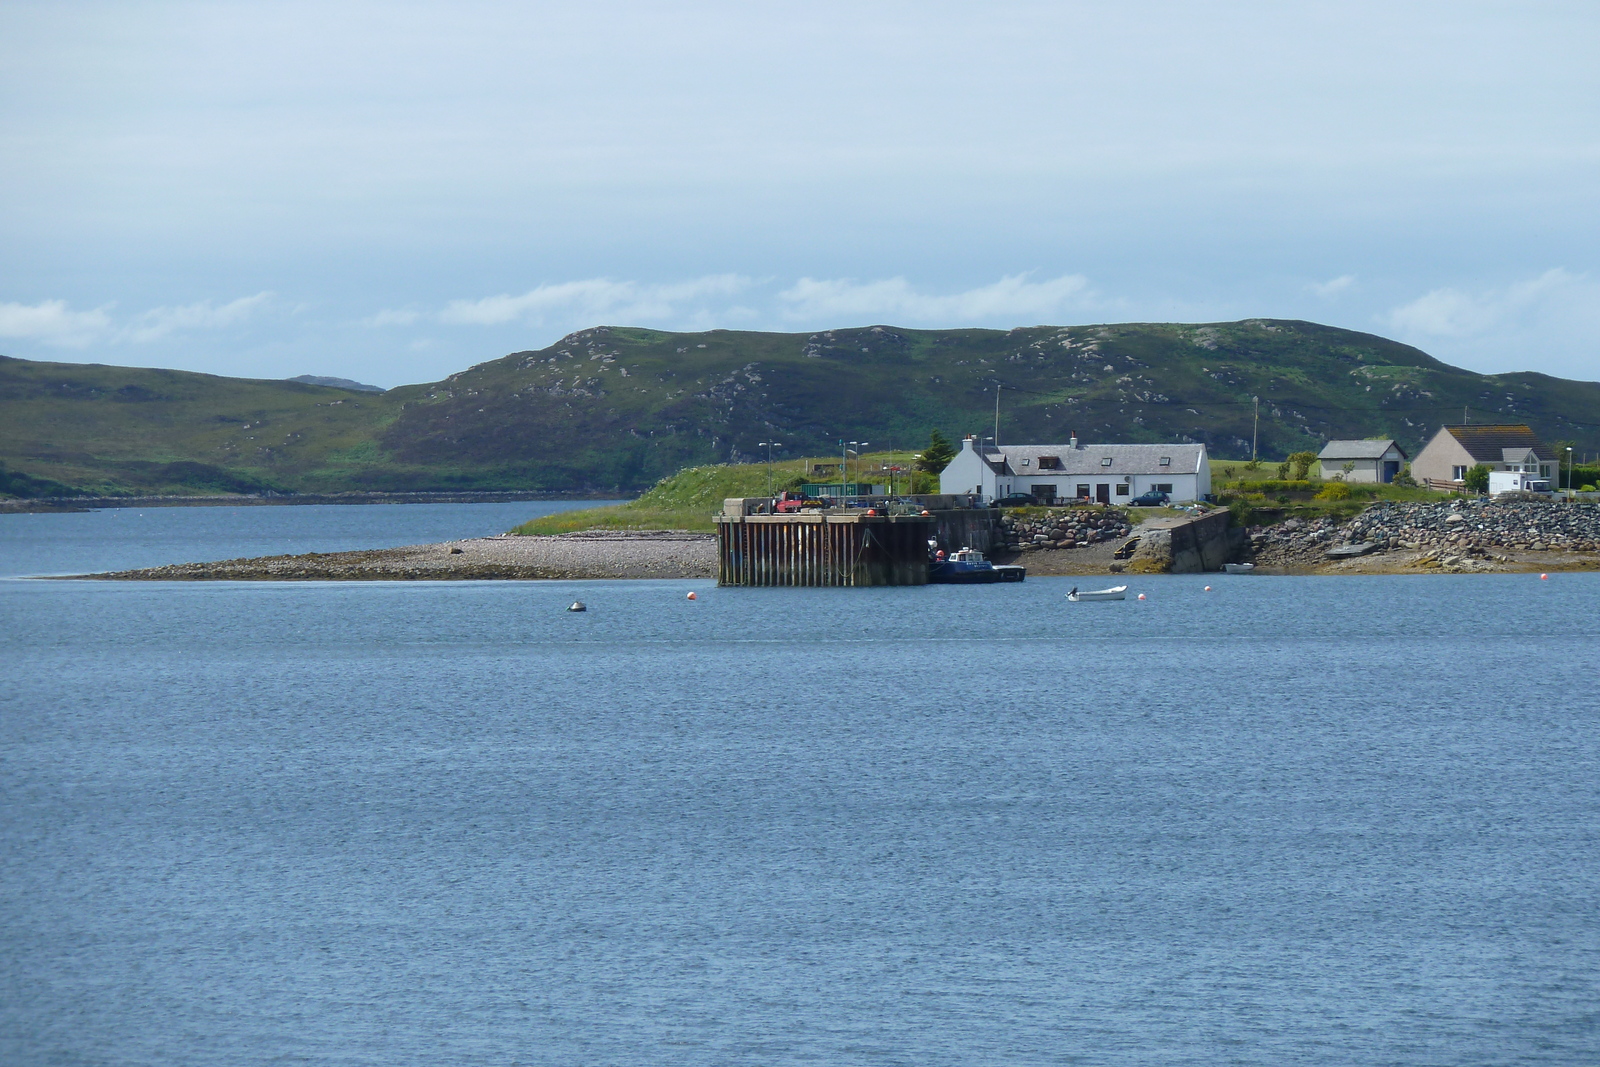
[1383,460,1400,483]
[1096,483,1110,504]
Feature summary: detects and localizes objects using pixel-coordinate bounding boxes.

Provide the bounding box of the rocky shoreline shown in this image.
[1246,499,1600,573]
[71,530,717,581]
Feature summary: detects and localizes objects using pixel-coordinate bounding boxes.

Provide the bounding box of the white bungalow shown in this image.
[939,435,1210,504]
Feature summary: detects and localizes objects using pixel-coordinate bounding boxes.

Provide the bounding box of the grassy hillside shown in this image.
[0,356,403,495]
[5,319,1599,497]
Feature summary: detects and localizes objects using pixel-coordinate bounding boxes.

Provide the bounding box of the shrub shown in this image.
[1581,484,1597,492]
[1288,451,1318,481]
[1391,464,1418,488]
[1463,463,1491,494]
[1315,481,1352,500]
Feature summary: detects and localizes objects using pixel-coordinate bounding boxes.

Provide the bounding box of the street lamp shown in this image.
[1567,446,1574,494]
[758,440,782,497]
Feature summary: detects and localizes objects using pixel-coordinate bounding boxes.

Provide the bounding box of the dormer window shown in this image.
[1159,456,1171,467]
[1100,457,1113,467]
[1037,455,1061,470]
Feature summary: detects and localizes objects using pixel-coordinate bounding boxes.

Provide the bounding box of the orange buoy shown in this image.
[1137,593,1147,600]
[1540,573,1549,580]
[687,591,698,600]
[1203,585,1212,591]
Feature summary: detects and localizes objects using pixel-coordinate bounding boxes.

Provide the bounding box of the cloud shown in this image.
[1386,269,1590,339]
[437,275,753,326]
[363,309,421,327]
[1383,269,1600,379]
[1309,274,1355,298]
[777,273,1095,324]
[120,292,273,343]
[0,299,115,347]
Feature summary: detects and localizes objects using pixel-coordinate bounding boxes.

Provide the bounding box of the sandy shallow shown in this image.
[74,531,717,581]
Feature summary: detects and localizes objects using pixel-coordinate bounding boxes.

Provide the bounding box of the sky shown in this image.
[2,0,1597,388]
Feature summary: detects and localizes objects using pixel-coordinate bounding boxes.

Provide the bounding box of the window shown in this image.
[1541,465,1551,478]
[1076,484,1091,499]
[1153,483,1173,494]
[1100,456,1113,467]
[1037,455,1061,470]
[1115,483,1130,496]
[1020,458,1030,467]
[1452,465,1467,480]
[1159,456,1171,467]
[1030,484,1057,501]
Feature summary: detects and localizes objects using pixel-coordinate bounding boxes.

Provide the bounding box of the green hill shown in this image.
[4,320,1597,497]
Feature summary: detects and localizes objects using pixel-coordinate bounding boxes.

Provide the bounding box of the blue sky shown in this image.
[2,0,1597,387]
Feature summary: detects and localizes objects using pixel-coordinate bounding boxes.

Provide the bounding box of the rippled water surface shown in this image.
[2,506,1598,1066]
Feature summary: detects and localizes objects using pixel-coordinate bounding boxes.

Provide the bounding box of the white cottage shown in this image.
[939,435,1210,504]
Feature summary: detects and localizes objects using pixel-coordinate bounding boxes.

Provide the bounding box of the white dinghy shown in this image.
[1066,584,1127,602]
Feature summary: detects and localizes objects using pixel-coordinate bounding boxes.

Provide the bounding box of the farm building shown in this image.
[1316,439,1409,483]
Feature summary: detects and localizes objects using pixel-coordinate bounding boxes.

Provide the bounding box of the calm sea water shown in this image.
[2,505,1598,1066]
[0,499,616,578]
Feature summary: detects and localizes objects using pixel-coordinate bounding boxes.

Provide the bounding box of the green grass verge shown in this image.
[509,461,812,535]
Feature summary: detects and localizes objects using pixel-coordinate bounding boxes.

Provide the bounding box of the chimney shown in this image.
[1069,432,1079,450]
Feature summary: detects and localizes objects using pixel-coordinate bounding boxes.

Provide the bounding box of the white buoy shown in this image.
[568,601,586,612]
[687,591,698,600]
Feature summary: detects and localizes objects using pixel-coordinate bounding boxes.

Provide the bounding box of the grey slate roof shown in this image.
[1000,442,1205,477]
[1318,439,1404,460]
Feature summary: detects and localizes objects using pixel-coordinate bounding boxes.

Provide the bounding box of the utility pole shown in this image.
[758,439,780,497]
[994,383,1001,450]
[1252,396,1259,462]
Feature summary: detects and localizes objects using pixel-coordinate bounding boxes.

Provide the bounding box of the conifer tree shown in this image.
[916,430,956,472]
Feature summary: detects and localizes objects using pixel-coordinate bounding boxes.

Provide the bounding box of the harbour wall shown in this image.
[1129,511,1240,573]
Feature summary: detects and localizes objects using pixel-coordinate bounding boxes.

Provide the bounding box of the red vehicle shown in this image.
[773,491,826,512]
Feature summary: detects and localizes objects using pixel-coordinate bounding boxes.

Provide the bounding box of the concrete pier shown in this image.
[715,510,937,586]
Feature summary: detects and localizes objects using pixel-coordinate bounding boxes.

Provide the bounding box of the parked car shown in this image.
[991,493,1038,508]
[1129,490,1170,506]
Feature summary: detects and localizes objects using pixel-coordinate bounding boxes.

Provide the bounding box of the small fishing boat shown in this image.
[1222,563,1256,574]
[1066,584,1127,602]
[928,547,1026,584]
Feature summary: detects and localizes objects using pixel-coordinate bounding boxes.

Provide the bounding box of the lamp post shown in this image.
[1567,446,1574,494]
[758,440,781,497]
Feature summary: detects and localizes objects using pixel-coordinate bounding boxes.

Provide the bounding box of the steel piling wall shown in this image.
[716,514,934,586]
